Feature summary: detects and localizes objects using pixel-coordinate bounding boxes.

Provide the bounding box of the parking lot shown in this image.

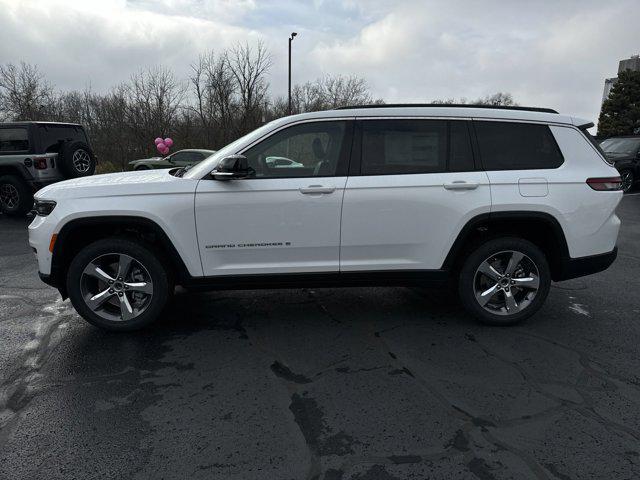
[0,195,638,479]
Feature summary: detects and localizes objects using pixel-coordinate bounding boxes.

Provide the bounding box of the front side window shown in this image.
[475,121,564,170]
[0,128,29,152]
[243,121,348,178]
[361,120,447,175]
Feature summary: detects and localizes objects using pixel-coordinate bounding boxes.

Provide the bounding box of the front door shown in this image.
[195,120,353,276]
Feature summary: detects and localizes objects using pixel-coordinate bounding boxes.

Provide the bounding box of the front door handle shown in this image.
[299,185,336,194]
[443,181,479,190]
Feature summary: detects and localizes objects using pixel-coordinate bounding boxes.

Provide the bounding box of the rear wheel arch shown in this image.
[443,211,570,281]
[51,216,191,294]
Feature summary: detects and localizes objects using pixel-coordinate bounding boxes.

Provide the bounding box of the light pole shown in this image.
[288,32,297,115]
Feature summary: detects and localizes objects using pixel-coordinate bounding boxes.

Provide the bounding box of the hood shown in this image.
[35,169,197,200]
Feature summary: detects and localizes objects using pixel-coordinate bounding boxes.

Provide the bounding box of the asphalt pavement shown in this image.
[1,194,639,480]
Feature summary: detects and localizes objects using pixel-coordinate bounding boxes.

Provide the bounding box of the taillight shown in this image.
[33,157,48,169]
[586,177,622,191]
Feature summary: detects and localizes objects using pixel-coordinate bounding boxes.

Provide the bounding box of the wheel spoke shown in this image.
[86,289,114,311]
[505,252,524,276]
[478,261,502,281]
[513,275,539,290]
[117,255,134,280]
[83,263,115,283]
[119,293,135,321]
[476,283,500,306]
[126,281,153,295]
[504,289,519,312]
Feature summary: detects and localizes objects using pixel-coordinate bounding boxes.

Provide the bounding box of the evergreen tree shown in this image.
[598,70,640,137]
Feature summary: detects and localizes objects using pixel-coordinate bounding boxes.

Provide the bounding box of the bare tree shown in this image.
[227,41,272,133]
[0,62,55,120]
[190,51,236,146]
[121,67,187,157]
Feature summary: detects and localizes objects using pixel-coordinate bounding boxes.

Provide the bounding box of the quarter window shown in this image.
[243,121,348,178]
[361,120,447,175]
[0,128,29,152]
[475,121,564,170]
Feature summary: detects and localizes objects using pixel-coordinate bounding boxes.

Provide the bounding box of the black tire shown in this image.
[66,238,171,331]
[58,141,96,178]
[0,175,33,217]
[620,170,634,193]
[458,237,551,326]
[135,165,151,171]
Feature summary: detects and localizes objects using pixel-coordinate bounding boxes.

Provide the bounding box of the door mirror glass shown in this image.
[212,155,251,180]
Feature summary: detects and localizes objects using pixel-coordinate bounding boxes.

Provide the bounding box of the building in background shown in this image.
[602,54,640,104]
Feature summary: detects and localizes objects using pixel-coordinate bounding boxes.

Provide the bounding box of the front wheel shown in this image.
[67,238,171,331]
[458,237,551,326]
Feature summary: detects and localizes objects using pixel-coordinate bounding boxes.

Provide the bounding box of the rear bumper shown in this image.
[554,247,618,281]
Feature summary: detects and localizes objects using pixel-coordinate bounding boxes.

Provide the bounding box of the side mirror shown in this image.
[211,155,250,180]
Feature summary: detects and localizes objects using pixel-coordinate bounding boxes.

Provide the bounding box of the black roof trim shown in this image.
[1,121,83,127]
[334,104,559,114]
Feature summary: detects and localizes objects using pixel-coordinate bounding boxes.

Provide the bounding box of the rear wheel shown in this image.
[67,238,171,331]
[458,237,551,326]
[620,170,634,193]
[0,175,33,217]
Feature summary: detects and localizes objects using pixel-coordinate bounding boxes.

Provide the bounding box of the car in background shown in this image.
[128,149,215,171]
[0,121,96,216]
[265,156,304,168]
[600,135,640,193]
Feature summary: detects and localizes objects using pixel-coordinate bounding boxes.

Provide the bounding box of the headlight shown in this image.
[33,199,57,216]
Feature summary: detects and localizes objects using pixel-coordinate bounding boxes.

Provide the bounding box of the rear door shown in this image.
[340,118,491,271]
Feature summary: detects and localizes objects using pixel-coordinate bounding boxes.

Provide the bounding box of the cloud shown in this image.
[0,0,637,123]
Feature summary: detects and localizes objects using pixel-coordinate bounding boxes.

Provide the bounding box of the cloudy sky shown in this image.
[0,0,638,123]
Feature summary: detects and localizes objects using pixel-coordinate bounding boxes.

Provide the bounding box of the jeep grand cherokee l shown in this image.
[28,105,622,331]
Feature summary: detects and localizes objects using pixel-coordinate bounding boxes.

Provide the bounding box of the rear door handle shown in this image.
[443,181,479,190]
[299,185,336,194]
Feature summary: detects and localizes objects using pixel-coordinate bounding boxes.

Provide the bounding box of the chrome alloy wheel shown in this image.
[80,253,154,322]
[72,149,91,173]
[473,250,540,316]
[0,183,19,209]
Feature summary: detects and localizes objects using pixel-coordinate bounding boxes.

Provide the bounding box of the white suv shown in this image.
[28,105,622,331]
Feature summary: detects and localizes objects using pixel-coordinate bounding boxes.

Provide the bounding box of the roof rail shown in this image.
[334,104,559,114]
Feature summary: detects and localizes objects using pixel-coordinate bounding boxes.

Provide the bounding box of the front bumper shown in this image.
[554,247,618,281]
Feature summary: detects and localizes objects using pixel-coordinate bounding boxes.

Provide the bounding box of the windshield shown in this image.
[183,122,277,179]
[600,137,640,155]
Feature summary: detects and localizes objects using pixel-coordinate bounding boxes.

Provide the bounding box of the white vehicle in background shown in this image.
[265,156,304,168]
[28,105,622,331]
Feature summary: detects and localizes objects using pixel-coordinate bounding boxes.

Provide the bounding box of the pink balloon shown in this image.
[154,137,163,145]
[161,146,170,155]
[164,138,173,148]
[156,142,166,153]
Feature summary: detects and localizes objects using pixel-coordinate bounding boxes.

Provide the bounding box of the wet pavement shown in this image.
[1,195,639,480]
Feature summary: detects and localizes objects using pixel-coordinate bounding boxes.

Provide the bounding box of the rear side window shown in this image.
[475,121,563,170]
[37,125,88,153]
[361,120,447,175]
[0,128,29,152]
